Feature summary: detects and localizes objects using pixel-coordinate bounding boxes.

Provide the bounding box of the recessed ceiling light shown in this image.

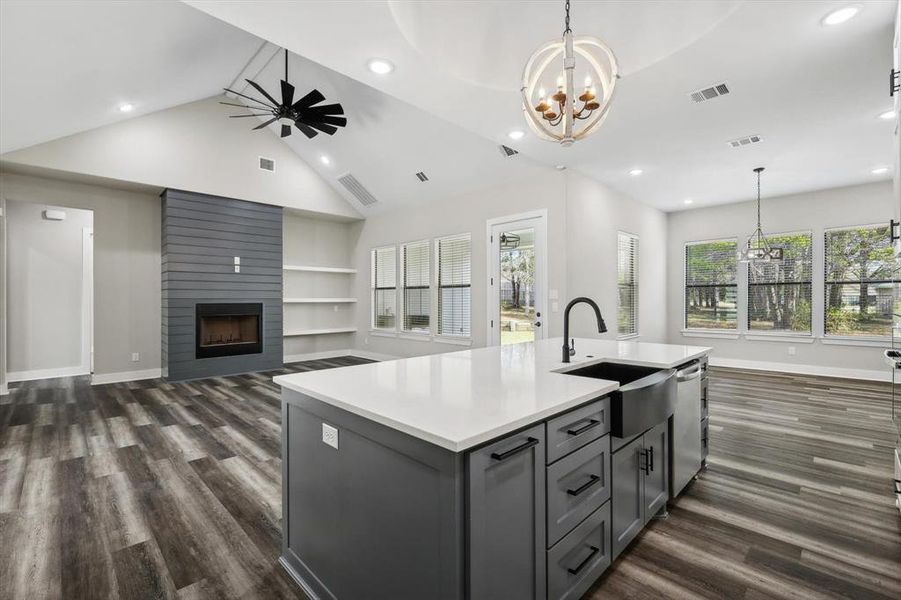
[821,5,861,26]
[320,155,331,166]
[555,164,566,171]
[871,166,889,175]
[508,130,525,140]
[628,168,643,176]
[683,198,693,205]
[879,110,895,120]
[118,103,134,113]
[367,58,394,75]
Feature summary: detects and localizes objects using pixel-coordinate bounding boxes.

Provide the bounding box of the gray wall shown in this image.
[0,171,161,378]
[666,181,894,379]
[6,200,93,377]
[162,189,283,381]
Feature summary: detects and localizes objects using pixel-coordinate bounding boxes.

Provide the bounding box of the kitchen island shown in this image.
[274,338,710,600]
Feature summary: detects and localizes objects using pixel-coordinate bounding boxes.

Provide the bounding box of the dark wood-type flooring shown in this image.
[1,362,898,599]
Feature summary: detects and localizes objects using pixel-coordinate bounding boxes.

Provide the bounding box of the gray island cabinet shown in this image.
[273,338,710,600]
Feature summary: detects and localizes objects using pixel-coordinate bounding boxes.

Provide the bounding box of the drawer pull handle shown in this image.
[894,479,901,494]
[567,474,600,496]
[648,446,654,472]
[567,545,600,575]
[566,419,600,436]
[490,437,539,461]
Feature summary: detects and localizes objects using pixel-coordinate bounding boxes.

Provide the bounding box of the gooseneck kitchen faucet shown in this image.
[562,297,607,363]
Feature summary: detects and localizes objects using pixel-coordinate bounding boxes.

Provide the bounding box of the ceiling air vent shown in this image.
[337,173,378,206]
[727,134,762,148]
[415,171,429,182]
[689,82,730,103]
[258,156,275,172]
[498,144,519,158]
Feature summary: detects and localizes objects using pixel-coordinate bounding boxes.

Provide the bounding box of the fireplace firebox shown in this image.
[195,303,263,359]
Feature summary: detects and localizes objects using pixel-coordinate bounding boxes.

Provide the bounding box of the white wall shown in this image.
[666,181,894,379]
[0,95,361,220]
[0,196,7,393]
[283,212,361,359]
[349,168,669,358]
[0,171,161,379]
[6,201,93,378]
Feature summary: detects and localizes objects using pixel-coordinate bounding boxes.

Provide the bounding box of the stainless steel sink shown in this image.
[562,362,676,438]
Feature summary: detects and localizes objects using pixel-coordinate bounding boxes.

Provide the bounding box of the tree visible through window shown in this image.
[825,225,895,337]
[685,240,738,329]
[748,232,812,333]
[617,232,638,337]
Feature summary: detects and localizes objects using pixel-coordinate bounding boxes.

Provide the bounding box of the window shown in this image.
[685,239,738,330]
[617,232,639,337]
[371,246,396,330]
[748,232,812,333]
[437,234,471,337]
[825,224,895,337]
[401,240,430,333]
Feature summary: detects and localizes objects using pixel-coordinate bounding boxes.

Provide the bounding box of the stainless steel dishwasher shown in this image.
[671,360,702,498]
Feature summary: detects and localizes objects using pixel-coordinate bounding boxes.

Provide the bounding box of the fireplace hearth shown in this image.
[196,303,263,359]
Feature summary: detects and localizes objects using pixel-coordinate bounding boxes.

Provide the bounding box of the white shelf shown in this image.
[284,297,357,304]
[284,327,358,336]
[284,265,357,274]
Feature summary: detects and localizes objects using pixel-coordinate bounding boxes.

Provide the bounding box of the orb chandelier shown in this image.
[739,167,783,263]
[520,0,619,146]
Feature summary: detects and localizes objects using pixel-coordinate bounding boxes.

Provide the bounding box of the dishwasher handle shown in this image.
[676,363,701,382]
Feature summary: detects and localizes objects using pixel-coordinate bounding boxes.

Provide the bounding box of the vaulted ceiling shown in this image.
[1,0,896,215]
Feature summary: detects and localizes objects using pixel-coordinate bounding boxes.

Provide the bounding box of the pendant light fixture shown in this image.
[520,0,619,146]
[739,167,783,263]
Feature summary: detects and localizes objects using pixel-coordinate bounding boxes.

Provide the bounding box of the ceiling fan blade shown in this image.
[303,121,339,135]
[299,103,345,118]
[309,115,347,127]
[223,88,276,110]
[291,89,326,111]
[281,80,295,107]
[219,101,265,109]
[245,79,280,107]
[253,117,278,130]
[294,122,318,139]
[230,113,274,118]
[280,124,292,138]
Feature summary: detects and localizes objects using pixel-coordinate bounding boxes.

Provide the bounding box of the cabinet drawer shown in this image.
[700,378,709,420]
[546,398,611,464]
[547,502,611,600]
[547,435,610,547]
[701,418,709,460]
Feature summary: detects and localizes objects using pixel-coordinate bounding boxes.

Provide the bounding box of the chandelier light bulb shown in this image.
[584,75,592,88]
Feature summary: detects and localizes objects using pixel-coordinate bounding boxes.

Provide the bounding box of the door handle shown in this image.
[490,437,539,461]
[534,321,541,327]
[566,545,600,575]
[648,446,654,472]
[566,474,600,496]
[567,419,600,436]
[640,449,650,475]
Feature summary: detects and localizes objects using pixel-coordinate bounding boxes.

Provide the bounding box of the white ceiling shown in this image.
[1,1,896,215]
[187,0,898,211]
[0,0,263,154]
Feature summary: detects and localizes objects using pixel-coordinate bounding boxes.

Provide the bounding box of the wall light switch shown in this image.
[131,352,140,362]
[549,289,559,300]
[322,423,339,449]
[552,301,559,313]
[787,346,796,356]
[233,256,240,265]
[234,265,240,273]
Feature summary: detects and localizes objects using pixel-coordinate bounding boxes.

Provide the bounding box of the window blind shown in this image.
[371,246,396,330]
[824,224,894,337]
[617,232,639,337]
[437,234,471,337]
[685,239,738,329]
[401,240,430,333]
[748,232,812,333]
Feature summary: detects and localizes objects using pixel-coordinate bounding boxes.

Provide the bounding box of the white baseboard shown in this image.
[91,368,162,385]
[7,365,90,382]
[708,356,889,382]
[284,349,399,364]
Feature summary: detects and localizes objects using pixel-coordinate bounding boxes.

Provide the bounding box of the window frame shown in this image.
[370,245,398,333]
[683,237,739,332]
[435,233,472,340]
[399,239,431,335]
[616,231,639,339]
[746,229,813,336]
[823,223,894,340]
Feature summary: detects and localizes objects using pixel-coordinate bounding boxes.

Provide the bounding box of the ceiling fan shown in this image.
[221,49,346,139]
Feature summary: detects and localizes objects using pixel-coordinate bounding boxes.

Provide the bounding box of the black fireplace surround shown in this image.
[195,303,263,359]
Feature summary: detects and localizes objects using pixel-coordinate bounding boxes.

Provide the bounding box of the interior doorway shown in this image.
[487,210,548,346]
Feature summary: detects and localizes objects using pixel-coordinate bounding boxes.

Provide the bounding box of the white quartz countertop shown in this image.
[273,338,711,452]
